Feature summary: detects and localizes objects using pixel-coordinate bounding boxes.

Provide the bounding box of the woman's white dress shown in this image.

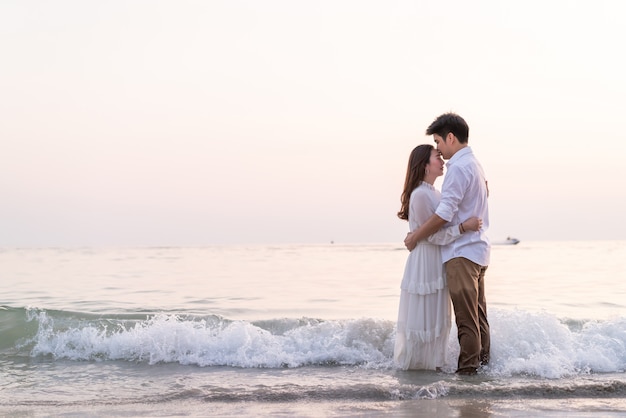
[394,182,462,370]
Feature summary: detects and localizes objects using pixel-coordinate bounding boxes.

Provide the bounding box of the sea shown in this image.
[1,241,625,417]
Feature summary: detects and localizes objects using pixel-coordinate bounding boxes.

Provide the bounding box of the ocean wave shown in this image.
[1,306,625,378]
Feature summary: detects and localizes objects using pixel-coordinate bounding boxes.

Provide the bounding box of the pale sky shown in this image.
[1,0,625,247]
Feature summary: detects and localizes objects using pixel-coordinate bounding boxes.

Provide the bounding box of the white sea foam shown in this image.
[27,310,396,368]
[24,308,626,379]
[484,310,626,378]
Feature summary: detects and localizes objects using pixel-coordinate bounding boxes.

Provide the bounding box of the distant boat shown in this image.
[494,236,520,245]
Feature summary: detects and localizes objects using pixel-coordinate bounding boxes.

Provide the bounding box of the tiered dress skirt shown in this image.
[394,242,451,370]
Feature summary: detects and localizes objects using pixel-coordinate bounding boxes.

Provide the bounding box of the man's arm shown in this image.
[403,213,447,251]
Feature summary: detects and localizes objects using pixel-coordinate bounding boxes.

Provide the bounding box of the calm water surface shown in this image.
[2,241,624,320]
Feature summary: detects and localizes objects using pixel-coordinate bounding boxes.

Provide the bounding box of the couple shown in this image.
[394,112,490,375]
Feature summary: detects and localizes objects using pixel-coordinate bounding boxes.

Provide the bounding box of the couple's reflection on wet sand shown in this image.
[392,370,494,417]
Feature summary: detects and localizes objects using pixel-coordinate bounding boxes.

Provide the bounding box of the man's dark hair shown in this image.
[425,112,469,144]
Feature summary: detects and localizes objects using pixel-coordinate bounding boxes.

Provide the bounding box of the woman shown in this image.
[394,144,481,370]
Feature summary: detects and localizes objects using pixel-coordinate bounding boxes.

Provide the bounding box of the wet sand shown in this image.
[4,397,626,417]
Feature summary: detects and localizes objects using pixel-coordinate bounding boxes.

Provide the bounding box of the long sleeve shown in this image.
[426,224,461,245]
[410,184,463,246]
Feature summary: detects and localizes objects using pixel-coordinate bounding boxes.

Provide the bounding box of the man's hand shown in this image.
[403,214,447,251]
[404,231,418,251]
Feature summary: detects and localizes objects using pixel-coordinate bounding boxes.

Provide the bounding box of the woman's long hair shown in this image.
[397,144,433,220]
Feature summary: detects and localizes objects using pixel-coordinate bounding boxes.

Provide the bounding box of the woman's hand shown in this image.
[461,217,482,232]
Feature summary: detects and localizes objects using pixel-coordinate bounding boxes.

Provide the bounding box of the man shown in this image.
[404,112,490,375]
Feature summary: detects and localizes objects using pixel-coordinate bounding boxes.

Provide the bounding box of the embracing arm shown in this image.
[426,217,482,246]
[403,214,447,251]
[404,215,482,250]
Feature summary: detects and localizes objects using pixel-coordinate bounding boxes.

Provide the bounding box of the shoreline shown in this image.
[3,398,626,418]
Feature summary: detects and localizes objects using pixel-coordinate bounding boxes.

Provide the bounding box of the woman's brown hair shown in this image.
[397,144,433,220]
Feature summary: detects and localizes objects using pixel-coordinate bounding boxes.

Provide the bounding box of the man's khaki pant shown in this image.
[445,257,490,374]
